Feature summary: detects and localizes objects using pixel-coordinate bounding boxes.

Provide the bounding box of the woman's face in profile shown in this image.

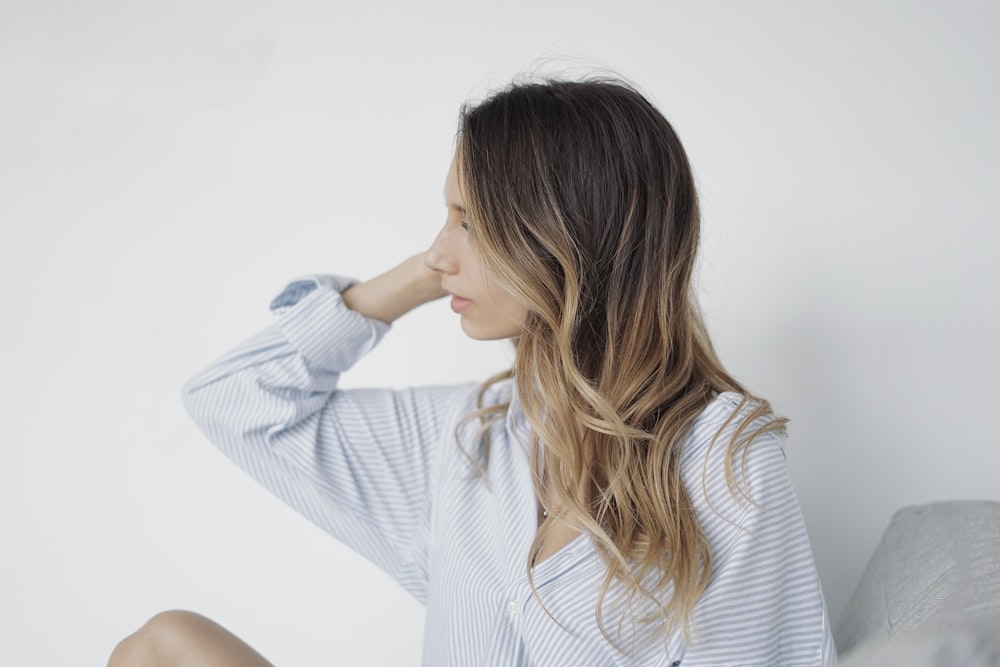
[425,157,528,341]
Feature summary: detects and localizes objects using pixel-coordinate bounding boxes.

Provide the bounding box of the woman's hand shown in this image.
[341,252,446,324]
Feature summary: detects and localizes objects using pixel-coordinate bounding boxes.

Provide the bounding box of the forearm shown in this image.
[341,253,445,324]
[181,271,471,597]
[182,275,391,439]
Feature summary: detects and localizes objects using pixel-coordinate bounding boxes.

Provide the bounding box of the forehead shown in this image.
[443,157,465,204]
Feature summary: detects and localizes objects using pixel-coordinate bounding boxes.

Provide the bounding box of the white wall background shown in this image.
[2,1,997,664]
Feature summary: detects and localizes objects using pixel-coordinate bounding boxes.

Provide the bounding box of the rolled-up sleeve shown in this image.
[182,274,475,602]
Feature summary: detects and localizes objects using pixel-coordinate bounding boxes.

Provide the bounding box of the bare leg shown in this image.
[108,610,275,667]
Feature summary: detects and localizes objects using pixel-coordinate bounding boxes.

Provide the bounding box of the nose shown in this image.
[424,224,458,275]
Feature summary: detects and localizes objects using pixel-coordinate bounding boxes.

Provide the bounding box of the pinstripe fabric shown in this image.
[182,274,837,666]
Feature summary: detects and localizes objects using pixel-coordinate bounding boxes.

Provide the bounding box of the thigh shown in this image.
[110,610,275,667]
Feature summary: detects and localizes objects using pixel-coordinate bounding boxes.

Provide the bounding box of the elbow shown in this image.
[180,376,202,422]
[179,375,222,440]
[178,374,288,455]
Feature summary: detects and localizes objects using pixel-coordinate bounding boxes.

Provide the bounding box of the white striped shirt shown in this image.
[182,274,837,666]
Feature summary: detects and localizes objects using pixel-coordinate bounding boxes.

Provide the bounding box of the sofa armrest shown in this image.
[834,500,1000,655]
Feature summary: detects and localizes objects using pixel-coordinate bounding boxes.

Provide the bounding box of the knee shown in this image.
[108,610,208,666]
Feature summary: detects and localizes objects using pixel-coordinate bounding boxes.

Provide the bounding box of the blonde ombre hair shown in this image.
[455,76,787,649]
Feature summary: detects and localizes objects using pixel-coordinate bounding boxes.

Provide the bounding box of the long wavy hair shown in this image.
[455,76,787,648]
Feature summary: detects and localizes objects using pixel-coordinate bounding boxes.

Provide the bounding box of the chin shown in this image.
[460,318,518,341]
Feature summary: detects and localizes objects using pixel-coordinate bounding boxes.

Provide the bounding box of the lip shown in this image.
[449,294,473,314]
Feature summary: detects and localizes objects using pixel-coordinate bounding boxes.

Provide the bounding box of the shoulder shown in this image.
[681,391,787,468]
[679,391,793,545]
[684,391,786,452]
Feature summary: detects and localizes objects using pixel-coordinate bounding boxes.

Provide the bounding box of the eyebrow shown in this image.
[443,191,467,215]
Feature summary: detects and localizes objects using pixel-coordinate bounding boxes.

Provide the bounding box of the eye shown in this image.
[460,221,470,231]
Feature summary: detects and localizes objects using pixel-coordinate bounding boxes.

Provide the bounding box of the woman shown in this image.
[110,76,836,666]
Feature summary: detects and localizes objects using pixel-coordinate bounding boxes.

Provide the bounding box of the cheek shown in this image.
[463,244,486,274]
[494,290,528,325]
[511,302,529,326]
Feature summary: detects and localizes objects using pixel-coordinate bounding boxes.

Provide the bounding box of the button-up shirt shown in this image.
[182,274,836,666]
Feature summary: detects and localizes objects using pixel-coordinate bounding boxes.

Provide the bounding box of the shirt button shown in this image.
[507,601,519,616]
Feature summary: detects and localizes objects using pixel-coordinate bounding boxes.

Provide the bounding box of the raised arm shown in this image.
[340,251,446,323]
[181,254,470,602]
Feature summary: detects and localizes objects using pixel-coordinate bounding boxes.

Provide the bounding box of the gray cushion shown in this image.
[836,613,1000,667]
[835,500,1000,655]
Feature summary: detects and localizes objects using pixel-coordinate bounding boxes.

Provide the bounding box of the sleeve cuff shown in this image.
[270,274,359,313]
[269,274,391,372]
